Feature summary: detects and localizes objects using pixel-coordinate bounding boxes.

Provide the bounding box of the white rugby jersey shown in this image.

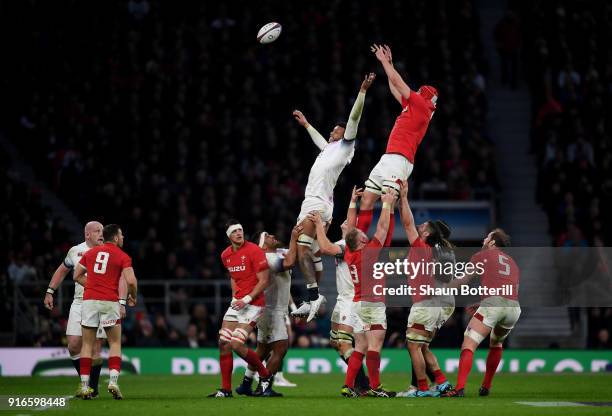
[334,240,354,301]
[63,241,91,300]
[304,139,355,204]
[264,249,291,311]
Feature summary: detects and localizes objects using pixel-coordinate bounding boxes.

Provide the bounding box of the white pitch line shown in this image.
[515,401,588,407]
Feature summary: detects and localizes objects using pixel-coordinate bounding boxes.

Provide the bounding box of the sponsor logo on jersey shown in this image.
[228,266,246,272]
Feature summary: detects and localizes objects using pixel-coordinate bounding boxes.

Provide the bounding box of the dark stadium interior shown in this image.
[0,0,610,351]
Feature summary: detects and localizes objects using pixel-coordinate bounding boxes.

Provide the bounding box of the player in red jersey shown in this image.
[310,191,397,398]
[209,219,275,398]
[443,229,520,398]
[73,224,138,400]
[398,181,454,398]
[357,44,438,247]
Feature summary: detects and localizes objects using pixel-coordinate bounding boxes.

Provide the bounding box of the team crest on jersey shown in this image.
[241,255,246,265]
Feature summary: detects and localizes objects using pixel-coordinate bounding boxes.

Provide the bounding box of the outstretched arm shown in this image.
[345,73,375,140]
[282,224,302,270]
[372,44,412,102]
[398,180,419,244]
[293,110,327,151]
[373,192,396,244]
[346,186,362,230]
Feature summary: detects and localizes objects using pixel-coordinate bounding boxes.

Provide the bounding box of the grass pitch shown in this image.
[1,373,611,415]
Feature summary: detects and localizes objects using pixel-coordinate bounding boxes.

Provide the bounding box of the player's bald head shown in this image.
[84,221,103,233]
[84,221,104,246]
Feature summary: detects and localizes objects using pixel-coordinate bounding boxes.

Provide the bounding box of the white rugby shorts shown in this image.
[257,309,289,343]
[331,297,363,333]
[222,301,264,326]
[366,154,414,195]
[66,300,108,338]
[81,300,121,329]
[475,297,521,330]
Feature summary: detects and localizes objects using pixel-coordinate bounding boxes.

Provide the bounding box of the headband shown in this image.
[226,224,243,237]
[258,231,268,248]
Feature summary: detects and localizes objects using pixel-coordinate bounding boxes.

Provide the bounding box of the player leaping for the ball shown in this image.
[209,220,275,398]
[292,73,376,322]
[356,45,437,243]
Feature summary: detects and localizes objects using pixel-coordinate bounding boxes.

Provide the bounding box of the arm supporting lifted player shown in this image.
[398,180,419,245]
[311,186,363,257]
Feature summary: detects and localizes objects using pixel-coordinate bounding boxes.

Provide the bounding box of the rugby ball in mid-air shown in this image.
[257,22,282,44]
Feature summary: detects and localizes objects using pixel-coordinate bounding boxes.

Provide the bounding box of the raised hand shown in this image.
[381,190,396,206]
[370,44,387,62]
[360,72,376,92]
[291,224,303,240]
[292,110,309,127]
[399,180,408,200]
[382,44,393,63]
[351,186,364,203]
[306,210,323,227]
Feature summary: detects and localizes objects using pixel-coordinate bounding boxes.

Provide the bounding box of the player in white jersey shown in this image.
[43,221,126,397]
[309,187,370,394]
[292,73,376,323]
[236,225,300,397]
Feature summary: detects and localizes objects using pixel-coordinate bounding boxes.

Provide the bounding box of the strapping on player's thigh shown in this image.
[406,324,433,344]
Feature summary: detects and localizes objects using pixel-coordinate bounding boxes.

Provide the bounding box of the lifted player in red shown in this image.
[357,44,437,246]
[443,229,520,397]
[209,219,274,398]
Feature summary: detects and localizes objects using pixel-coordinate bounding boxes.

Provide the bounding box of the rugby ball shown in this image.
[257,22,282,44]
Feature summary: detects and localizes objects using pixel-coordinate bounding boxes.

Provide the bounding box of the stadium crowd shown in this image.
[519,0,612,347]
[1,0,490,348]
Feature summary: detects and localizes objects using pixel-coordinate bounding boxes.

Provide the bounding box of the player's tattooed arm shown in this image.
[398,180,419,244]
[307,211,342,256]
[283,224,302,270]
[44,263,71,310]
[293,109,327,150]
[371,44,411,101]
